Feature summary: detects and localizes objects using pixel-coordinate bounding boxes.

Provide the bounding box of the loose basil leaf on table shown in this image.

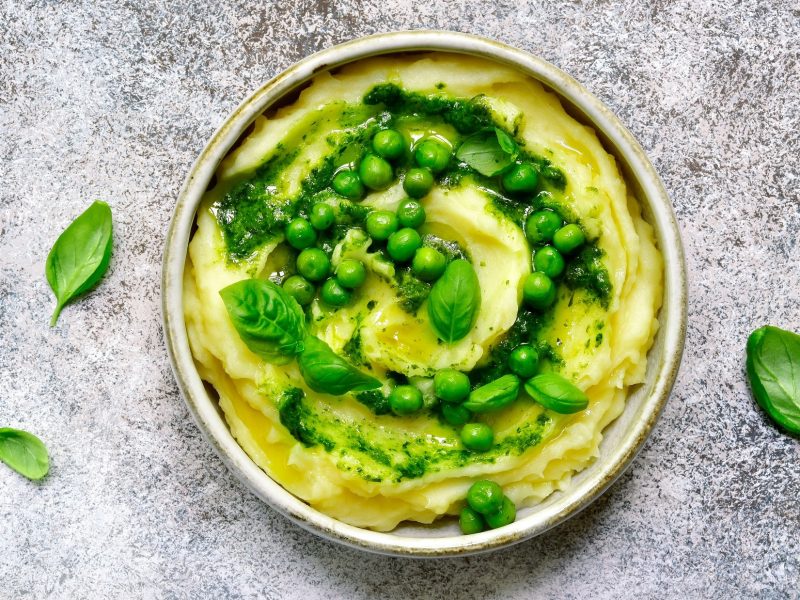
[297,335,382,395]
[463,374,520,413]
[746,325,800,436]
[46,200,113,326]
[220,279,307,364]
[427,259,481,343]
[455,127,519,176]
[0,428,49,480]
[524,373,589,414]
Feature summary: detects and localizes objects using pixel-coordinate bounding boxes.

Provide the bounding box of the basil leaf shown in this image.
[0,428,49,480]
[463,374,520,413]
[746,325,800,435]
[524,373,589,414]
[220,279,306,365]
[297,336,382,395]
[46,200,113,326]
[455,128,519,176]
[427,259,481,343]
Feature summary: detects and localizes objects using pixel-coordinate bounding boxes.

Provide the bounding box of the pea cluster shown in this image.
[282,208,368,308]
[521,211,586,309]
[281,127,456,309]
[459,480,517,534]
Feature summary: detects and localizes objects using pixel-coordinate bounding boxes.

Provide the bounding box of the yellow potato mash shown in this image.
[183,53,663,531]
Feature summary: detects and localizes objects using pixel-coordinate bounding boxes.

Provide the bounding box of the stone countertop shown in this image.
[1,1,798,597]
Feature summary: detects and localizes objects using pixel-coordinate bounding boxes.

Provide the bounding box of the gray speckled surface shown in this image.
[1,0,798,597]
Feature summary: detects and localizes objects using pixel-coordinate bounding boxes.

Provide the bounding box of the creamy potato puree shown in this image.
[184,54,663,531]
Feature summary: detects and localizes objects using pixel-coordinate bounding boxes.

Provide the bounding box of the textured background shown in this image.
[1,0,798,598]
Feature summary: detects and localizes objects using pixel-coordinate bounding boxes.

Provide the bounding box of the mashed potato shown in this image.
[184,53,663,531]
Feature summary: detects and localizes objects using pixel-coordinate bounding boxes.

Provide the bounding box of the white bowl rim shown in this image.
[162,30,687,557]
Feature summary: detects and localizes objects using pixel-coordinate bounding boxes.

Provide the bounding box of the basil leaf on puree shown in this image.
[46,200,113,326]
[463,374,520,413]
[427,259,481,343]
[746,325,800,436]
[524,373,589,414]
[297,336,382,395]
[455,127,519,176]
[0,428,49,480]
[220,279,307,364]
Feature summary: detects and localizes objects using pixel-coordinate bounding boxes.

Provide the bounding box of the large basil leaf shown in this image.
[0,428,49,480]
[427,259,480,343]
[220,279,306,364]
[463,374,520,413]
[455,128,519,176]
[46,200,113,326]
[746,325,800,435]
[524,373,588,414]
[297,336,382,395]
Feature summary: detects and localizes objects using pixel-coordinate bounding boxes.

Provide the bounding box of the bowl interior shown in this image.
[163,31,686,556]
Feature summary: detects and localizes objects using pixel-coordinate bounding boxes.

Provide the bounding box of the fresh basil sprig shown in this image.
[0,428,49,480]
[455,127,519,176]
[463,374,520,413]
[427,259,481,343]
[46,200,113,326]
[524,373,589,414]
[220,279,306,364]
[220,278,380,395]
[746,325,800,435]
[297,336,381,395]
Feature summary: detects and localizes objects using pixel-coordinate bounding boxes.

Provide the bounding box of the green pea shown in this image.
[522,272,556,309]
[397,199,426,228]
[358,154,394,190]
[320,278,352,307]
[411,247,446,281]
[389,385,424,416]
[335,259,366,289]
[533,246,565,278]
[414,138,451,173]
[332,170,364,200]
[484,496,516,529]
[387,227,422,262]
[525,210,562,245]
[434,369,471,403]
[552,224,586,254]
[442,403,471,426]
[501,163,539,194]
[365,210,399,241]
[459,507,485,535]
[403,167,434,198]
[282,275,315,306]
[372,129,405,160]
[284,218,316,250]
[309,203,335,230]
[508,344,539,378]
[296,248,330,282]
[460,423,493,452]
[466,480,504,515]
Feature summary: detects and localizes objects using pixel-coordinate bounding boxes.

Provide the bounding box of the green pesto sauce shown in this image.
[469,308,562,387]
[278,387,552,483]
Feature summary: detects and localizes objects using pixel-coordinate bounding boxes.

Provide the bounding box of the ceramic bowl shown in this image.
[162,30,687,557]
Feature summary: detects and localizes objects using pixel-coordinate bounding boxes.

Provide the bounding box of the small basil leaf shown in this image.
[524,373,589,414]
[46,200,113,326]
[427,259,481,343]
[494,128,518,156]
[455,128,518,176]
[297,336,382,395]
[220,279,306,365]
[0,428,49,480]
[463,374,520,413]
[746,325,800,435]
